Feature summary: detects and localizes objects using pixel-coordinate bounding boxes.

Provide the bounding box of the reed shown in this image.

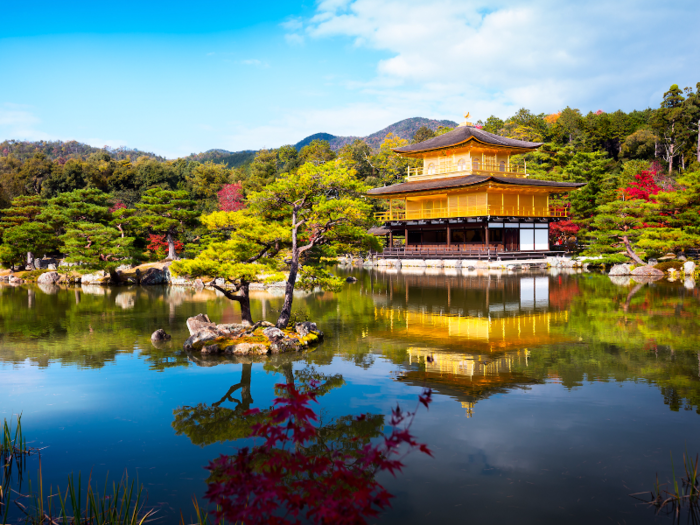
[1,414,29,458]
[631,449,700,519]
[13,457,158,525]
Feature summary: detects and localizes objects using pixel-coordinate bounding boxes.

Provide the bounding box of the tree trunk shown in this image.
[622,235,645,265]
[211,281,253,325]
[166,229,177,260]
[276,212,299,329]
[697,118,700,163]
[238,282,253,325]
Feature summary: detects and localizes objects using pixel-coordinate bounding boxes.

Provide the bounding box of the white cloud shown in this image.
[284,33,305,46]
[219,102,404,150]
[0,104,54,142]
[240,59,270,68]
[298,0,700,119]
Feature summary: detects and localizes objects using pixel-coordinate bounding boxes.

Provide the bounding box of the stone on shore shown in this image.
[37,271,61,285]
[631,265,664,278]
[609,264,633,276]
[684,261,696,275]
[140,267,168,285]
[82,270,110,284]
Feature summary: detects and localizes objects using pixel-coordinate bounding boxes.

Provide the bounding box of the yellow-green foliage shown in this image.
[654,261,683,272]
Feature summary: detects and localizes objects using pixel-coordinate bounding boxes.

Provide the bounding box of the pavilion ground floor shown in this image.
[372,217,568,261]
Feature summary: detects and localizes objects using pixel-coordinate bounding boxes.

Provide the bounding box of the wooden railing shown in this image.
[375,205,567,222]
[406,161,527,181]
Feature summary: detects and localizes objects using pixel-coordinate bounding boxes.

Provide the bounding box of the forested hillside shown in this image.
[0,139,165,162]
[186,149,256,168]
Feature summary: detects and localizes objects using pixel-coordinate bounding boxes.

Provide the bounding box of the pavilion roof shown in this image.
[367,175,585,197]
[393,125,543,154]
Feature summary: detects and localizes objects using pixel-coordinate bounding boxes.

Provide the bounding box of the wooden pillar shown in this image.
[389,199,393,221]
[389,230,393,250]
[485,222,490,258]
[447,224,451,247]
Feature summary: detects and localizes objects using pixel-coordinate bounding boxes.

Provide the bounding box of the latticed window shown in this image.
[457,159,466,171]
[499,161,506,172]
[427,163,436,175]
[472,159,480,170]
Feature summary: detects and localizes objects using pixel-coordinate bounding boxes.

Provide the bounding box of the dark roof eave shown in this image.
[367,175,586,197]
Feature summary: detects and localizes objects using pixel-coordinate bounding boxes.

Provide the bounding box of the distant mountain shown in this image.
[187,149,256,168]
[293,132,341,150]
[293,117,458,151]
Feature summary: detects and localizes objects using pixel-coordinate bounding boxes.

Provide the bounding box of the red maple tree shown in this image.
[624,170,662,202]
[218,183,245,212]
[147,233,183,253]
[205,382,433,525]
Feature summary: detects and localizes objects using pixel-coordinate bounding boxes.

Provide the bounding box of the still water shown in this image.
[1,269,700,523]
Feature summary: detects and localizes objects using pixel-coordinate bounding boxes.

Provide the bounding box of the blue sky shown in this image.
[1,0,698,158]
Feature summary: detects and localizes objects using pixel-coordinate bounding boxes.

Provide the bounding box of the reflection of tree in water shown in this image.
[172,358,382,449]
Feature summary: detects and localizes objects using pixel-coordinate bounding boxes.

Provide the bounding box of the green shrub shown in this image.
[654,261,683,272]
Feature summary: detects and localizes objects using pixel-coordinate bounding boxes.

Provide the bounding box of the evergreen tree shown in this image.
[298,139,336,165]
[651,84,686,174]
[60,222,134,272]
[584,199,656,264]
[129,188,198,260]
[0,195,55,269]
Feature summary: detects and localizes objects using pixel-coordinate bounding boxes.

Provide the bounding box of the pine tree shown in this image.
[0,195,55,269]
[60,222,134,271]
[651,84,686,174]
[130,188,198,260]
[584,199,657,264]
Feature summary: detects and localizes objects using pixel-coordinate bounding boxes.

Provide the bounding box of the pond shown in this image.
[1,268,700,524]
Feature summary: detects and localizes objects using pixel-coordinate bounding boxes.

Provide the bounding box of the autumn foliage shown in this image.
[204,382,433,525]
[217,183,245,212]
[623,170,662,202]
[146,234,183,253]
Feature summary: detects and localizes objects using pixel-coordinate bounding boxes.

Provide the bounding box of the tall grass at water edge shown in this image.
[632,449,700,520]
[2,415,159,525]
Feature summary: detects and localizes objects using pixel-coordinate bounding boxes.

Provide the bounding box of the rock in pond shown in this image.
[346,276,358,283]
[151,329,172,342]
[183,314,323,356]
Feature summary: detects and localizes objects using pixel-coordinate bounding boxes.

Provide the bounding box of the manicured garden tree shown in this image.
[174,162,378,328]
[130,188,198,260]
[636,169,700,254]
[38,188,114,234]
[171,210,289,325]
[0,222,56,271]
[0,195,54,269]
[583,199,658,264]
[37,188,136,274]
[60,222,135,273]
[248,161,379,329]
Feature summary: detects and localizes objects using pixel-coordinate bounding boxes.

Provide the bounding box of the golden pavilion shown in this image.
[367,114,585,259]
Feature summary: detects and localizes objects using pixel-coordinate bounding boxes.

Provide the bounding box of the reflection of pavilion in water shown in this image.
[367,272,572,415]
